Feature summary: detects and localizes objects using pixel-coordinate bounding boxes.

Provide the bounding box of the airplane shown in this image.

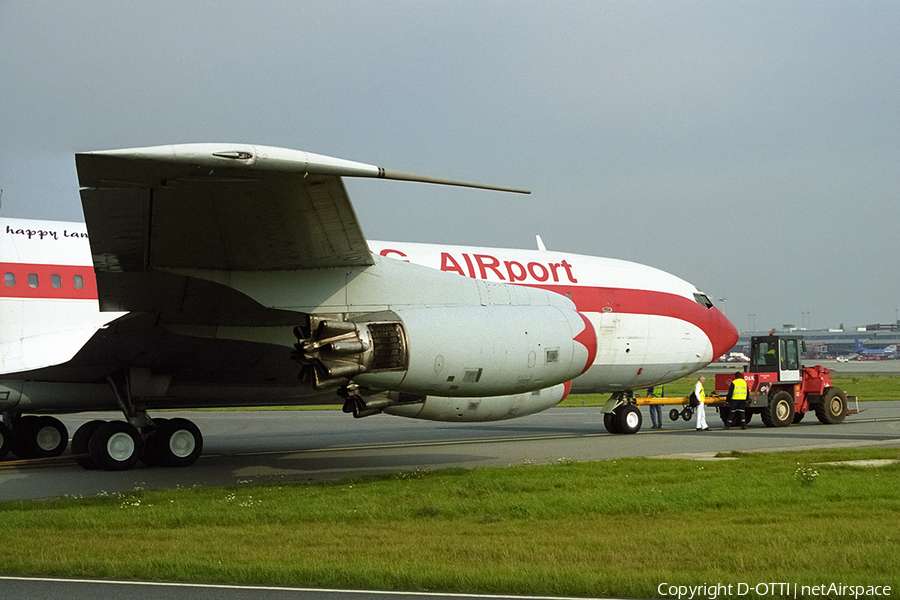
[0,143,738,471]
[853,337,897,359]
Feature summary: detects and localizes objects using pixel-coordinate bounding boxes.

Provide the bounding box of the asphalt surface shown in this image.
[0,577,602,600]
[2,401,899,502]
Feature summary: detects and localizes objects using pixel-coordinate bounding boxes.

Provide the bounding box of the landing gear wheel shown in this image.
[603,411,622,434]
[140,418,168,467]
[617,405,642,434]
[72,420,106,469]
[145,418,202,467]
[34,416,68,457]
[761,390,795,427]
[0,421,10,461]
[89,421,144,471]
[10,415,68,459]
[815,387,847,424]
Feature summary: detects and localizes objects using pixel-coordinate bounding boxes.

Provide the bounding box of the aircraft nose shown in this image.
[706,307,739,360]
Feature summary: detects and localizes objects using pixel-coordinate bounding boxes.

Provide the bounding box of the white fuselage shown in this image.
[1,217,737,405]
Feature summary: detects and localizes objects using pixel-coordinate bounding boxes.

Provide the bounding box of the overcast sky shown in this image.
[1,1,898,333]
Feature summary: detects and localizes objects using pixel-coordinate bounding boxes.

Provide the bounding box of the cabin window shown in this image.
[28,273,39,288]
[780,339,800,371]
[693,293,714,309]
[74,274,84,289]
[751,340,778,372]
[3,273,14,287]
[51,274,62,289]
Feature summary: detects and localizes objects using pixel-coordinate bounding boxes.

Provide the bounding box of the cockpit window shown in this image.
[693,293,714,309]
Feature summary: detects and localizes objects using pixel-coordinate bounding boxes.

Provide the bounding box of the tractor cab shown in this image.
[748,335,803,384]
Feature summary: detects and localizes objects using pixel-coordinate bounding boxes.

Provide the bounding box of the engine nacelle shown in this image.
[293,305,596,398]
[383,382,571,422]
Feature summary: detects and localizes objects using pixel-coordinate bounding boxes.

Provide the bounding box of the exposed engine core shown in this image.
[292,312,408,389]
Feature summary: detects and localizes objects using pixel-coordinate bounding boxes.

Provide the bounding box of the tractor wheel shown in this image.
[761,390,794,427]
[815,387,847,424]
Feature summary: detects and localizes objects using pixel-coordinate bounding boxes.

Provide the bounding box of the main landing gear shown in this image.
[0,412,203,471]
[71,417,202,471]
[69,373,204,471]
[0,370,203,471]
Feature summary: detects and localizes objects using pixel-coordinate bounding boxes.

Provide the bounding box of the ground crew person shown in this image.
[724,371,748,429]
[694,376,708,431]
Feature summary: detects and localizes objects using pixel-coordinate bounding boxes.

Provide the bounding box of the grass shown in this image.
[2,448,900,597]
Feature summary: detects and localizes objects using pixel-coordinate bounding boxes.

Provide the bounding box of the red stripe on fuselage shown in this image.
[535,283,735,360]
[0,262,98,300]
[540,284,701,326]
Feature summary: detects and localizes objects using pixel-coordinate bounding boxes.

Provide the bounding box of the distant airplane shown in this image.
[0,144,738,470]
[854,337,897,358]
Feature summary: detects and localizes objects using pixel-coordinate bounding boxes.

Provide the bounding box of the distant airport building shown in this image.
[728,321,900,360]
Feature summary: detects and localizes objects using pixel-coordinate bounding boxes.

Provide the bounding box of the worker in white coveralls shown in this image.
[694,376,709,431]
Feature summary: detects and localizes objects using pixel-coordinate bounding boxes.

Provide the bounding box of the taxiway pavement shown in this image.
[2,401,899,501]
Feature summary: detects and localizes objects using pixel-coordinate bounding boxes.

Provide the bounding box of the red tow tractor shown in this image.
[715,334,850,427]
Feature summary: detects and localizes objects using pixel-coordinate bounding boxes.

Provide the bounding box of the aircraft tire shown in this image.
[10,415,68,459]
[146,418,203,468]
[72,420,106,469]
[89,421,144,471]
[761,390,794,427]
[140,418,169,467]
[0,421,10,461]
[617,405,642,434]
[603,411,621,434]
[815,387,847,425]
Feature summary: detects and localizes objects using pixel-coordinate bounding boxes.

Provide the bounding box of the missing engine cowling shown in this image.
[291,312,409,390]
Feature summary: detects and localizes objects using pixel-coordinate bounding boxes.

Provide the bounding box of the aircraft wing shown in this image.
[77,143,528,274]
[76,144,527,315]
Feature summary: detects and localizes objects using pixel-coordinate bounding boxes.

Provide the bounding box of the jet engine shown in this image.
[293,305,595,399]
[382,383,571,422]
